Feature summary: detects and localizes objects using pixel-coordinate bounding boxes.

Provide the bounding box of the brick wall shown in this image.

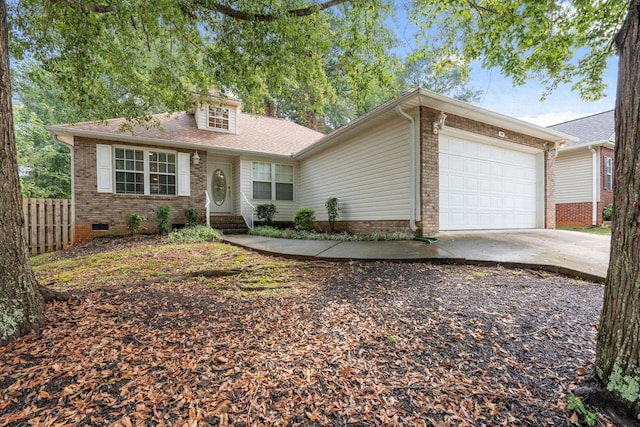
[73,137,208,242]
[418,107,556,234]
[556,202,593,226]
[315,220,414,235]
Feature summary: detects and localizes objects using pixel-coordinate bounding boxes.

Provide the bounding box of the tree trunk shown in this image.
[596,1,640,419]
[0,0,45,345]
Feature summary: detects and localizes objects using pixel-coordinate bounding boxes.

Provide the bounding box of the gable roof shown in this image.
[547,110,615,148]
[296,88,576,159]
[47,111,324,158]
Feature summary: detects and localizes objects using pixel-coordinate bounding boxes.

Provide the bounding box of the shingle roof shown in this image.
[547,110,614,147]
[49,111,325,156]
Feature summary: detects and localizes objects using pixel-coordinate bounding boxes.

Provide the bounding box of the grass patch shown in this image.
[34,238,311,295]
[557,226,611,236]
[249,226,413,241]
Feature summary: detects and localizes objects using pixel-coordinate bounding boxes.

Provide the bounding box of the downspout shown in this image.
[395,105,419,232]
[588,145,598,226]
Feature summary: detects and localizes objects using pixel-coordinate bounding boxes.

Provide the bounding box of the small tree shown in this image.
[325,197,341,233]
[184,207,199,227]
[293,207,316,231]
[156,204,172,234]
[256,203,278,226]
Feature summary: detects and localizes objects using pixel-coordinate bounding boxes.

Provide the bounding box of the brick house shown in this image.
[548,110,615,226]
[48,88,573,242]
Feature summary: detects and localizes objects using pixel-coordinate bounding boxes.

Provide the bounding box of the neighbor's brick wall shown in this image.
[599,147,615,225]
[418,107,557,233]
[556,147,615,227]
[73,137,208,242]
[315,220,414,235]
[556,202,593,226]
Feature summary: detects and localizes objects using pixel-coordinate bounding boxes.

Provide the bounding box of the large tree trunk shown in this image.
[596,1,640,419]
[0,0,45,345]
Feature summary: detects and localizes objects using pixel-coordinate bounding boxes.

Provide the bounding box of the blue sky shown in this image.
[389,3,618,127]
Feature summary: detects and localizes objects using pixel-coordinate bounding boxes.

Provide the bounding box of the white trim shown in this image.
[440,127,543,154]
[177,152,191,196]
[536,152,545,228]
[588,146,598,225]
[250,161,294,201]
[111,145,183,196]
[96,144,113,193]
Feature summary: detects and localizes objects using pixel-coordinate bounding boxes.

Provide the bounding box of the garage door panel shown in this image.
[440,135,539,231]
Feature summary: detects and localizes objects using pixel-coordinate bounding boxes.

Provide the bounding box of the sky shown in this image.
[390,3,618,127]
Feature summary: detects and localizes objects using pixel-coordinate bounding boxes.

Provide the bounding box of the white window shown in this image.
[604,156,613,190]
[102,146,183,196]
[115,148,145,194]
[252,162,293,201]
[208,106,229,130]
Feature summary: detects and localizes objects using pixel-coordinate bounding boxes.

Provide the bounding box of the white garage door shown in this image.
[439,134,539,230]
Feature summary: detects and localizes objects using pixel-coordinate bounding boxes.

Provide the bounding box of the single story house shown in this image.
[47,88,574,242]
[548,110,615,226]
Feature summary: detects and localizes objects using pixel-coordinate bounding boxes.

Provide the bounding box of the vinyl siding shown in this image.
[240,158,300,222]
[299,118,411,221]
[555,150,593,203]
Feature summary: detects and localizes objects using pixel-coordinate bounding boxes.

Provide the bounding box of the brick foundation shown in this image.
[315,220,414,235]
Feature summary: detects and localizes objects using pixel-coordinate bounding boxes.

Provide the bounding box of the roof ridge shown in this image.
[548,109,614,127]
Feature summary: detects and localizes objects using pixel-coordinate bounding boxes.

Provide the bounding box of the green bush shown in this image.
[256,203,278,225]
[168,225,222,243]
[603,204,613,221]
[156,204,172,234]
[325,197,341,232]
[293,207,316,231]
[124,213,146,234]
[184,207,199,227]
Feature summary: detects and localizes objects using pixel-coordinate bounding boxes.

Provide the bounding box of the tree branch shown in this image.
[198,0,351,22]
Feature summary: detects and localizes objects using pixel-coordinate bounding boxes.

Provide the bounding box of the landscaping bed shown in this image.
[0,235,612,426]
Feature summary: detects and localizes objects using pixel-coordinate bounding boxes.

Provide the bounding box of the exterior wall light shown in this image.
[192,150,201,165]
[433,112,447,134]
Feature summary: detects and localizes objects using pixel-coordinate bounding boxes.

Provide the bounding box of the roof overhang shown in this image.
[559,140,615,153]
[295,88,577,160]
[45,126,295,159]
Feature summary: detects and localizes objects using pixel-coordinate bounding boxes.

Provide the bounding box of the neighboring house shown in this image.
[548,110,615,226]
[47,88,574,243]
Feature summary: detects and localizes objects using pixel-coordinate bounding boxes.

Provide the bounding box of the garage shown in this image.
[439,132,541,230]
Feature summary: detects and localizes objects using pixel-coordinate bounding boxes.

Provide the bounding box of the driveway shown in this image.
[223,229,611,282]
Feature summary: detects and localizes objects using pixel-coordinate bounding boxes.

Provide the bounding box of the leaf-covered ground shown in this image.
[1,236,611,426]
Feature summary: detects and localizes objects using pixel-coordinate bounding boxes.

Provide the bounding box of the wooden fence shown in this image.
[22,198,73,255]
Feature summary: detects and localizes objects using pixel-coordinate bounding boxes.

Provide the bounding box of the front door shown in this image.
[210,163,232,214]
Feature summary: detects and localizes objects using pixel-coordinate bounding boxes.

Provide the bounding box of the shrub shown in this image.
[249,226,413,242]
[124,213,146,234]
[156,204,172,234]
[184,208,199,227]
[168,225,222,243]
[325,197,341,232]
[256,203,278,225]
[603,204,613,221]
[293,207,316,231]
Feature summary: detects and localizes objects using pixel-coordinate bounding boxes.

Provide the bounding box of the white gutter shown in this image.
[395,105,419,233]
[588,145,598,225]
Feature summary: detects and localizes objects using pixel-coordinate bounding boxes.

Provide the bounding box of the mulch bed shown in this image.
[1,238,610,426]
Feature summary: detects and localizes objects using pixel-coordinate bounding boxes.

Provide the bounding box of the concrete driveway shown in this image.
[223,229,611,282]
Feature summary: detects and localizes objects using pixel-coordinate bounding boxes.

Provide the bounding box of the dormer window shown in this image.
[208,106,230,130]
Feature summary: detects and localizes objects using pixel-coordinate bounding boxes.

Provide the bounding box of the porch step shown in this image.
[210,216,249,235]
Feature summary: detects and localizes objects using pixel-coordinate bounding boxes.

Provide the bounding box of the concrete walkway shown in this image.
[222,229,611,283]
